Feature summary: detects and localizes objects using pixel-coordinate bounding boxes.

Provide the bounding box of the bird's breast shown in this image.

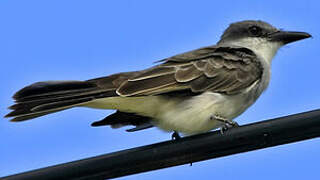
[154,81,266,134]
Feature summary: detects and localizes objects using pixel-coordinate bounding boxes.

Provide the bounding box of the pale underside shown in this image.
[86,80,261,134]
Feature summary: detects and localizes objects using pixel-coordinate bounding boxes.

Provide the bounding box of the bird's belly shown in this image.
[154,91,257,135]
[86,83,261,134]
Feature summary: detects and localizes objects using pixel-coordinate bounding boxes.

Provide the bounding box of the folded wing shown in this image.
[117,46,263,97]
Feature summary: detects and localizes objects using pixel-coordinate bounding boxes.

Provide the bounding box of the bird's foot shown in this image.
[210,114,239,134]
[220,121,239,134]
[171,131,181,140]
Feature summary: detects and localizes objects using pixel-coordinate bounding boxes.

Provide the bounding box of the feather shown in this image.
[91,111,153,132]
[175,65,203,82]
[6,79,121,121]
[115,45,262,96]
[117,73,176,96]
[129,66,175,81]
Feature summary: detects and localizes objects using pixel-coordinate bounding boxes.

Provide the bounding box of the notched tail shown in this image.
[5,71,141,123]
[5,80,114,122]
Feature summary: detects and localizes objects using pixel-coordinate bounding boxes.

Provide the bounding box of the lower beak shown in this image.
[269,31,311,44]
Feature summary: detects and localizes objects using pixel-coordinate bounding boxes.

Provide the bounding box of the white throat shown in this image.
[219,37,282,65]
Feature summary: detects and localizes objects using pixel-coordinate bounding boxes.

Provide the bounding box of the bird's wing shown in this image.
[116,45,263,96]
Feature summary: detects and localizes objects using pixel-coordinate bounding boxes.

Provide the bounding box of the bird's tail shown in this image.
[5,80,117,122]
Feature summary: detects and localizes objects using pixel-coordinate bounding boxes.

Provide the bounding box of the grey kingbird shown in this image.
[6,20,311,135]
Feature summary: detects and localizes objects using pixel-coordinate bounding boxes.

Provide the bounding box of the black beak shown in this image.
[269,31,311,44]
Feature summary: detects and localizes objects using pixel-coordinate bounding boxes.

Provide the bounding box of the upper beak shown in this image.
[269,31,311,44]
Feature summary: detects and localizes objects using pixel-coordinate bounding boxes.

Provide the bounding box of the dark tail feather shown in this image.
[5,81,115,122]
[91,111,153,132]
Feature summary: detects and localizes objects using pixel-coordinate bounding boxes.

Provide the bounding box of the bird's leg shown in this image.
[210,114,239,134]
[171,131,181,140]
[220,123,239,134]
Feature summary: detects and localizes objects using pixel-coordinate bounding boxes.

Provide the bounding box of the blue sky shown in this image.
[1,0,319,179]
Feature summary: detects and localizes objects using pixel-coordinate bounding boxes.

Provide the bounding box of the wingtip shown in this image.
[8,104,17,110]
[10,119,19,122]
[4,114,20,122]
[12,92,20,100]
[4,112,13,118]
[91,122,100,127]
[4,113,19,122]
[91,119,111,127]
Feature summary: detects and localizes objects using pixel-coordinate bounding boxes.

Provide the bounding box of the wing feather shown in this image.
[203,62,220,77]
[129,66,175,81]
[117,45,262,97]
[117,73,177,96]
[175,65,203,82]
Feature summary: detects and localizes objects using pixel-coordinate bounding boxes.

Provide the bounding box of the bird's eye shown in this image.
[249,26,262,36]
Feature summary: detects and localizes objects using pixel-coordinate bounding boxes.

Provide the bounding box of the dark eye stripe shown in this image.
[249,26,262,36]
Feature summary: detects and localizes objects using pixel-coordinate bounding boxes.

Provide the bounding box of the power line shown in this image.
[3,109,320,180]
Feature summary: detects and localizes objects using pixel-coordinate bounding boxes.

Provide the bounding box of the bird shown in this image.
[5,20,311,137]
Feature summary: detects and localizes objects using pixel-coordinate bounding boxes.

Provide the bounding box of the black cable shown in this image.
[3,109,320,180]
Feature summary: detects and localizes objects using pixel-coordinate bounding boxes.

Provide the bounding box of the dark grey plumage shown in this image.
[91,111,153,132]
[117,46,262,96]
[219,20,278,43]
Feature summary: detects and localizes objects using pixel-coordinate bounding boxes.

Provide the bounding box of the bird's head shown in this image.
[218,20,311,63]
